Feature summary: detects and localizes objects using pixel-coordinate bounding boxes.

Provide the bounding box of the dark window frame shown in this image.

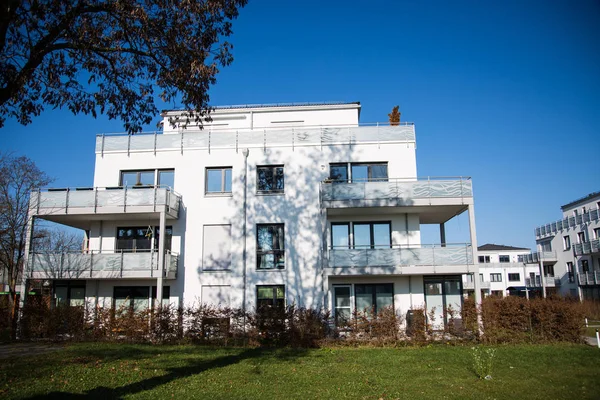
[350,162,389,182]
[490,273,502,282]
[205,167,233,195]
[256,165,285,194]
[113,286,169,311]
[354,283,394,315]
[116,226,172,251]
[351,221,392,249]
[53,281,86,308]
[508,273,520,282]
[498,255,510,263]
[256,285,285,309]
[478,255,491,263]
[256,224,285,270]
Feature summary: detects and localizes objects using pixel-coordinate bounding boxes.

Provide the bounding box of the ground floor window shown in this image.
[333,286,351,326]
[354,283,393,315]
[114,286,170,312]
[256,285,285,309]
[54,281,85,307]
[423,276,462,330]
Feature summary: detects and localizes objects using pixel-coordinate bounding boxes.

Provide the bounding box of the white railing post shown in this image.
[123,185,127,213]
[65,188,70,214]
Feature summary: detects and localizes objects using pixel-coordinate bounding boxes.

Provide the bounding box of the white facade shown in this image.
[24,102,481,328]
[534,192,600,301]
[464,245,547,298]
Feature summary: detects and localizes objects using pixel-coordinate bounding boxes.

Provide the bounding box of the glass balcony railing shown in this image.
[321,177,472,204]
[31,186,180,217]
[28,250,178,280]
[520,251,557,264]
[574,239,600,256]
[96,123,416,155]
[579,272,600,286]
[326,244,473,269]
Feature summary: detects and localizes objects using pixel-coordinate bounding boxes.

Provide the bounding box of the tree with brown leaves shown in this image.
[388,105,401,126]
[0,0,247,133]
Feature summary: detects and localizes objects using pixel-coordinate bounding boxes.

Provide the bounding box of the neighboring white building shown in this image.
[534,192,600,301]
[464,244,549,298]
[23,102,481,329]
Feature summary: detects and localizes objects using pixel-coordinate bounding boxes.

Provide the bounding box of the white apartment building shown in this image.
[534,192,600,301]
[464,244,550,298]
[22,102,481,329]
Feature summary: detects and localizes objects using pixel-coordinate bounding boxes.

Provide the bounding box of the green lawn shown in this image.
[0,343,599,399]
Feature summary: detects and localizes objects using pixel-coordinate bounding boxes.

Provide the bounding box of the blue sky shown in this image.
[1,0,599,249]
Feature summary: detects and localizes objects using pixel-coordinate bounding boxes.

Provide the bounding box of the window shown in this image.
[508,273,520,282]
[499,255,510,263]
[479,273,484,282]
[355,284,393,315]
[563,235,571,250]
[544,265,554,277]
[540,241,552,251]
[54,281,85,307]
[256,285,285,309]
[331,223,350,248]
[202,225,231,270]
[328,162,389,183]
[121,170,155,187]
[594,228,600,240]
[329,164,348,183]
[256,224,285,269]
[205,167,232,194]
[257,165,284,193]
[490,273,502,282]
[158,170,175,188]
[478,255,490,263]
[578,232,586,244]
[116,226,172,251]
[334,286,351,326]
[353,222,391,249]
[567,262,574,283]
[581,260,590,274]
[114,287,149,312]
[351,163,388,182]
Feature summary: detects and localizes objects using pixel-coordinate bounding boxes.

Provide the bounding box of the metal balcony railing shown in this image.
[574,239,600,256]
[28,250,178,280]
[520,251,557,264]
[326,243,473,268]
[525,276,558,287]
[535,209,600,238]
[96,123,416,155]
[31,186,180,216]
[321,177,472,203]
[578,272,600,286]
[463,281,491,290]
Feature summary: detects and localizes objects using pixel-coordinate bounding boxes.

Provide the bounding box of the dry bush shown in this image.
[580,300,600,321]
[342,306,405,346]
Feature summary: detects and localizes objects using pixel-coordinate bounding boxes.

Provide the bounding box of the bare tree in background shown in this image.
[0,154,52,338]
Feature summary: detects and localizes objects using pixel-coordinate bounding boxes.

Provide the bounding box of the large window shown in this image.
[333,286,351,326]
[567,262,574,282]
[114,286,169,312]
[540,241,552,252]
[355,284,393,315]
[256,224,285,269]
[256,285,285,309]
[120,169,175,188]
[543,265,555,277]
[499,255,510,263]
[490,273,502,282]
[54,281,85,307]
[257,165,284,194]
[206,167,232,194]
[508,273,520,282]
[116,226,172,251]
[332,222,391,249]
[328,162,388,183]
[478,256,490,263]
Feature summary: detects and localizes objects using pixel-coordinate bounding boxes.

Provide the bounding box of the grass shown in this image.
[0,343,599,399]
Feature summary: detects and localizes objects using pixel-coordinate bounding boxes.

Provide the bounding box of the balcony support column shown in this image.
[439,223,446,247]
[156,210,166,306]
[18,215,36,312]
[467,204,483,335]
[538,245,546,299]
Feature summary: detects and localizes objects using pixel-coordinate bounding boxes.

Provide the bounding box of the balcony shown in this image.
[28,250,178,280]
[525,276,559,287]
[325,244,473,276]
[574,239,600,256]
[96,123,416,155]
[535,209,600,239]
[520,251,557,264]
[31,186,180,228]
[579,272,600,286]
[463,281,491,290]
[321,177,473,221]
